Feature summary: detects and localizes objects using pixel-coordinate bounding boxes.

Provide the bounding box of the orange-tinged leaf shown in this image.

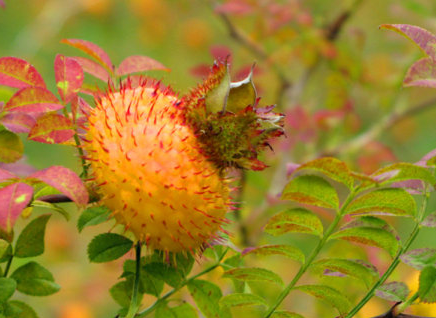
[380,24,436,59]
[5,87,63,113]
[223,268,284,286]
[1,113,36,133]
[0,168,16,182]
[264,208,323,237]
[296,157,354,189]
[403,57,436,88]
[0,130,23,163]
[61,39,113,73]
[330,226,399,257]
[296,284,351,315]
[243,244,305,263]
[29,166,88,206]
[0,182,33,232]
[116,55,169,76]
[281,175,339,209]
[0,57,46,88]
[345,188,416,217]
[72,56,110,82]
[54,55,84,103]
[28,113,74,144]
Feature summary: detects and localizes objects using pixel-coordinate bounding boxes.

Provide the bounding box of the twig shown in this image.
[321,96,436,157]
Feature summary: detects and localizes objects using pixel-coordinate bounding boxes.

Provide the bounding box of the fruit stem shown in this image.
[125,241,142,318]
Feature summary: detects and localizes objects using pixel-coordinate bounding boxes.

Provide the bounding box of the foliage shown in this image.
[1,1,436,318]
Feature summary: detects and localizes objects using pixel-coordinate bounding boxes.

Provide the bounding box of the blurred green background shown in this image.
[2,0,436,317]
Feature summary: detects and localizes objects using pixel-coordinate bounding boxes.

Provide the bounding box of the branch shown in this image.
[321,96,436,157]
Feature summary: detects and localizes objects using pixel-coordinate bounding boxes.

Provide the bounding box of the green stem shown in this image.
[137,249,228,318]
[345,191,429,318]
[62,104,88,178]
[3,254,13,277]
[264,190,357,318]
[125,242,142,318]
[396,291,420,315]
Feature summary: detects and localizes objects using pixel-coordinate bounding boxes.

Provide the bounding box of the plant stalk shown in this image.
[137,248,229,317]
[264,189,357,317]
[3,254,13,277]
[125,241,142,318]
[345,190,429,318]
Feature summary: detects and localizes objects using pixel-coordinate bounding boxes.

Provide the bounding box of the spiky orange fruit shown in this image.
[84,81,230,253]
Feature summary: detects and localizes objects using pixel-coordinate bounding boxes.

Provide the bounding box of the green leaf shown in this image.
[376,281,409,302]
[270,311,304,318]
[0,130,23,163]
[0,239,10,260]
[77,206,110,232]
[15,214,51,258]
[87,233,133,263]
[296,157,354,189]
[174,252,195,277]
[372,162,436,186]
[33,185,61,199]
[155,302,198,318]
[264,208,323,237]
[281,175,339,209]
[31,200,69,221]
[310,258,379,288]
[223,268,284,286]
[109,281,131,308]
[123,259,164,297]
[401,248,436,270]
[187,280,223,318]
[0,278,16,302]
[11,261,60,296]
[226,66,257,113]
[8,300,38,318]
[243,245,305,264]
[219,293,267,308]
[205,66,230,114]
[296,285,351,315]
[329,216,400,257]
[143,262,183,288]
[345,188,416,217]
[421,212,436,227]
[419,266,436,303]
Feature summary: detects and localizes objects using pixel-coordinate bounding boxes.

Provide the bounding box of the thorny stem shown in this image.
[137,248,229,317]
[345,189,430,318]
[125,242,142,318]
[264,189,357,317]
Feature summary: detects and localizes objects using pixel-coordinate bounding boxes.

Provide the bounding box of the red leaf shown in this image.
[28,113,75,144]
[5,87,63,114]
[29,166,88,206]
[215,0,254,15]
[403,57,436,88]
[210,45,233,64]
[0,57,46,88]
[0,168,16,182]
[0,0,5,8]
[1,113,36,133]
[61,39,113,73]
[54,54,84,103]
[380,24,436,59]
[0,182,33,232]
[116,55,169,76]
[72,56,110,82]
[190,64,212,77]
